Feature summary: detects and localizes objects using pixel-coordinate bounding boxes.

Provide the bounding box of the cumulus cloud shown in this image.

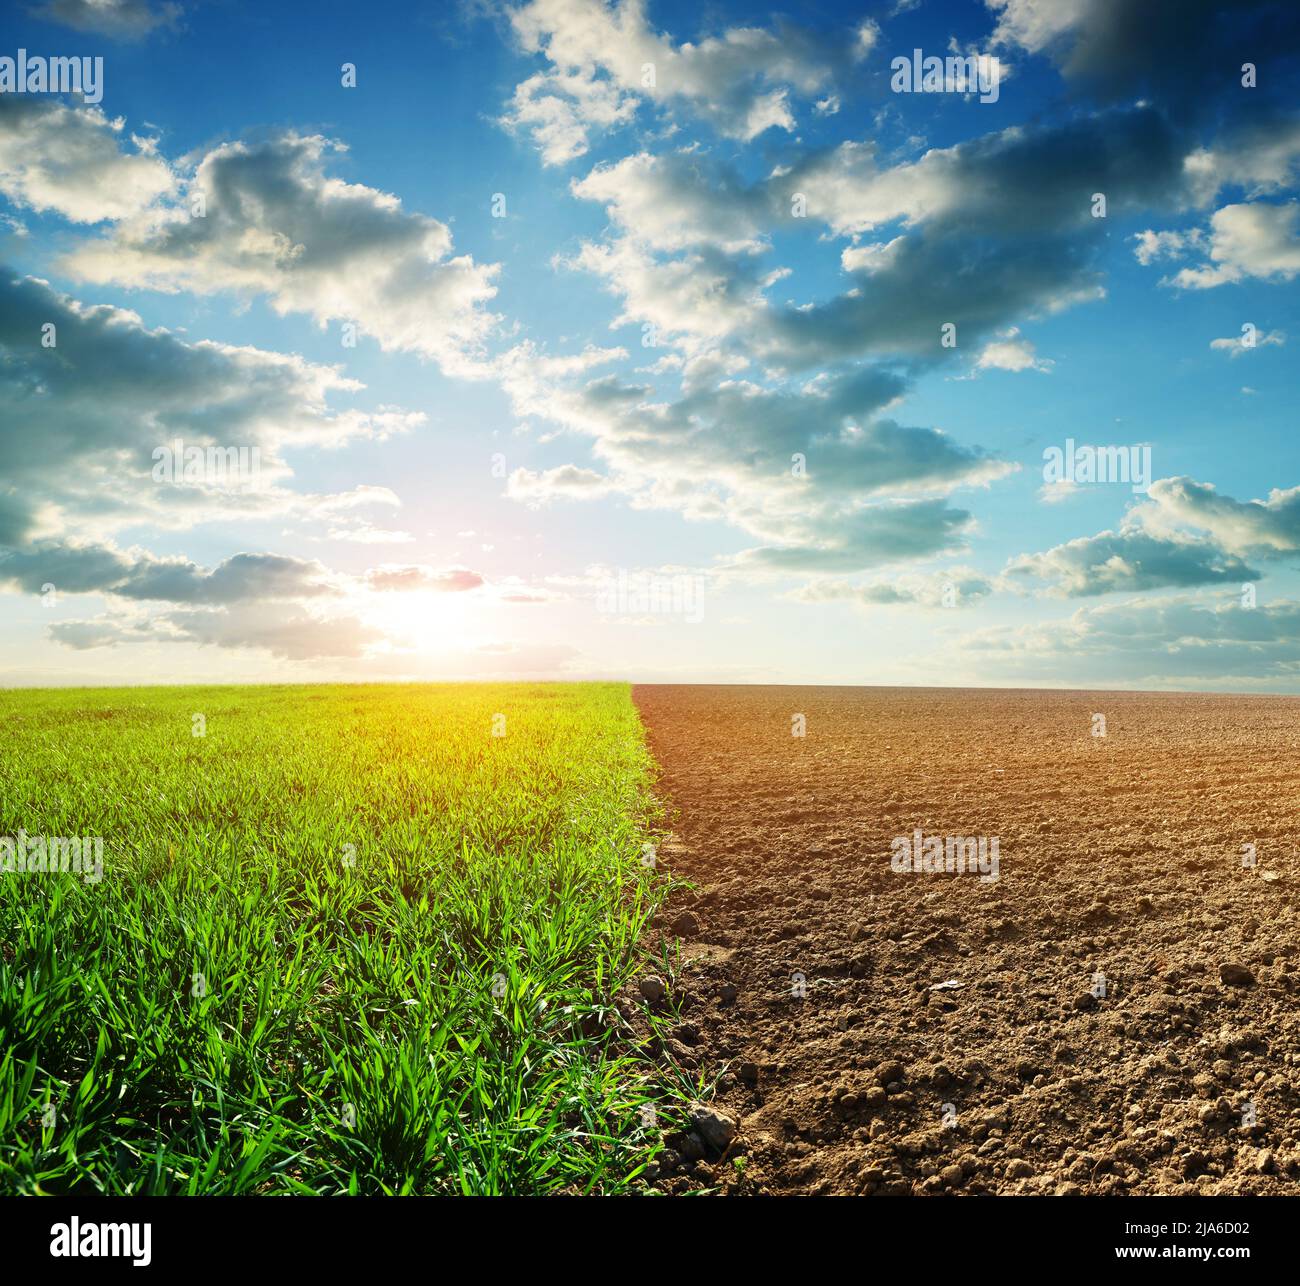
[973,327,1052,373]
[571,150,770,253]
[758,108,1188,368]
[0,270,421,543]
[1139,477,1300,556]
[500,356,1012,571]
[1006,476,1300,597]
[1038,478,1081,505]
[1004,527,1258,597]
[0,545,335,602]
[62,131,500,373]
[500,0,860,164]
[1162,202,1300,289]
[0,97,175,223]
[726,500,977,575]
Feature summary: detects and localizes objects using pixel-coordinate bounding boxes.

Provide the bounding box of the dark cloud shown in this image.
[52,605,380,660]
[764,108,1188,366]
[992,0,1300,125]
[0,544,335,603]
[1006,477,1300,598]
[728,499,975,574]
[1005,527,1258,596]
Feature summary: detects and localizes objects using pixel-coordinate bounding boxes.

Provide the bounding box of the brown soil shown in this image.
[630,684,1300,1195]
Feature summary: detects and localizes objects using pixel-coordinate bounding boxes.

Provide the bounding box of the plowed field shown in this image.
[633,684,1300,1195]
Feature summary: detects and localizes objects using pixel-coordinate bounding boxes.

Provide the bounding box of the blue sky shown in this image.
[1,0,1299,688]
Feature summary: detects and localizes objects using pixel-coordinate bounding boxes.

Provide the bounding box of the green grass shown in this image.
[0,682,673,1195]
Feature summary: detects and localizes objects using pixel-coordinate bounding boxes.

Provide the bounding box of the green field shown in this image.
[0,682,679,1194]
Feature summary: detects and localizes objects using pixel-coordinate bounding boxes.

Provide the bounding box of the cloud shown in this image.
[1163,202,1300,289]
[505,464,616,506]
[1038,478,1081,505]
[726,500,977,574]
[0,268,422,667]
[363,565,485,593]
[0,544,336,602]
[780,109,1188,241]
[564,235,781,355]
[50,605,380,659]
[1140,476,1300,556]
[0,270,420,544]
[558,99,1226,377]
[1132,227,1200,266]
[1006,476,1300,597]
[960,592,1300,687]
[758,108,1187,368]
[973,327,1052,373]
[1210,328,1286,357]
[324,523,415,545]
[503,68,639,167]
[500,355,1012,570]
[793,566,994,608]
[62,130,500,373]
[500,0,859,164]
[987,0,1300,124]
[0,97,175,223]
[987,0,1091,54]
[33,0,180,39]
[1004,526,1258,597]
[571,151,770,253]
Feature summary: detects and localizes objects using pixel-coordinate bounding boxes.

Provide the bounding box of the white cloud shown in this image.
[62,131,500,373]
[0,271,421,546]
[987,0,1091,53]
[500,0,847,164]
[34,0,180,39]
[0,98,174,223]
[973,326,1052,373]
[506,464,617,506]
[1210,328,1286,357]
[1165,202,1300,289]
[572,151,769,253]
[1132,227,1201,265]
[793,566,993,608]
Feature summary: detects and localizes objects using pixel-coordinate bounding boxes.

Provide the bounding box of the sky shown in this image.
[1,0,1299,690]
